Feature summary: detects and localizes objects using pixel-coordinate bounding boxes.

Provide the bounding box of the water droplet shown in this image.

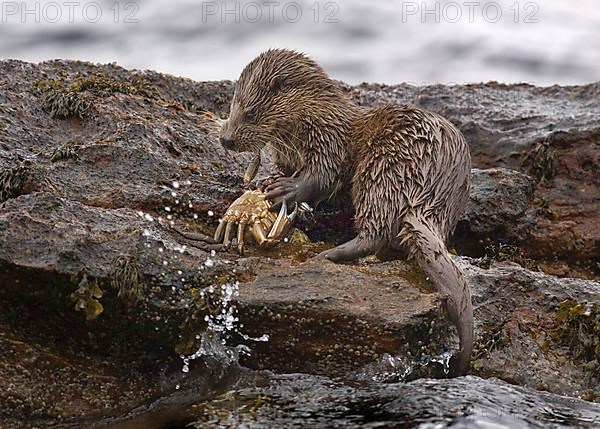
[171,191,177,198]
[193,214,198,219]
[172,181,180,189]
[144,213,154,222]
[165,207,171,212]
[208,210,214,217]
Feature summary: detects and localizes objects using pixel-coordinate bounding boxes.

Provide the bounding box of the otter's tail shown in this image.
[399,214,473,375]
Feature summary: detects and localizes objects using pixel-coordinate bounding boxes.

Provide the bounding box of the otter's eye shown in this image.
[245,111,256,123]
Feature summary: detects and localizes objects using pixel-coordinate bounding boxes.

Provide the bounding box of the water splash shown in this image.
[137,178,270,378]
[368,350,455,383]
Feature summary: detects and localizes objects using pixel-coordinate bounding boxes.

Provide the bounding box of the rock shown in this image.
[77,372,600,428]
[348,81,600,170]
[463,259,600,399]
[0,59,599,427]
[455,168,536,255]
[236,258,449,376]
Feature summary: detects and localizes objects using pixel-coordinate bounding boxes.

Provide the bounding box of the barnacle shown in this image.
[110,255,141,302]
[0,164,28,203]
[70,273,104,320]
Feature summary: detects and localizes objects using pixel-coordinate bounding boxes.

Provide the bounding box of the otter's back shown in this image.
[352,105,470,240]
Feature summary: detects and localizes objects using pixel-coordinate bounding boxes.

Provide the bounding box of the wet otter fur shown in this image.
[219,49,473,375]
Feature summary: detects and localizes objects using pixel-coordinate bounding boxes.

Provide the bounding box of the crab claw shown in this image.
[267,199,298,240]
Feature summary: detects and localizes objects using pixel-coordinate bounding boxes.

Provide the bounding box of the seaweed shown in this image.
[50,141,80,162]
[0,163,28,203]
[37,72,162,120]
[70,73,161,100]
[38,79,93,119]
[70,273,104,320]
[110,255,141,302]
[473,243,537,270]
[555,300,599,376]
[521,140,556,183]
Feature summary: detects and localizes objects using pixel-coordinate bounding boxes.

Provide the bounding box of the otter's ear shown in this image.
[269,75,287,94]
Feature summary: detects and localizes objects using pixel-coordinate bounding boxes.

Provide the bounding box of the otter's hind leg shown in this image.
[317,236,386,263]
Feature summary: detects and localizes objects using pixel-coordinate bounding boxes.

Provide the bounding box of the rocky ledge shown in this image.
[0,59,598,428]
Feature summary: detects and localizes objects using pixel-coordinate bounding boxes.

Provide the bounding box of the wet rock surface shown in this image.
[61,372,600,429]
[0,59,599,428]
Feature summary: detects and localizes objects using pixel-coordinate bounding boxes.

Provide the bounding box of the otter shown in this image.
[219,49,473,375]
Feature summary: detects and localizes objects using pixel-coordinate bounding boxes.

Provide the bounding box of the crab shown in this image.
[213,189,300,255]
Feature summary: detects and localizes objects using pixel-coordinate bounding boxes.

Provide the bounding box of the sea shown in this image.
[1,0,599,85]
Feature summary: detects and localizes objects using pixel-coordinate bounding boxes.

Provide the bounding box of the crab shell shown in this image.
[219,190,293,247]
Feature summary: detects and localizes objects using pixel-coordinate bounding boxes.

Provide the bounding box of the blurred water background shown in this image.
[0,0,599,85]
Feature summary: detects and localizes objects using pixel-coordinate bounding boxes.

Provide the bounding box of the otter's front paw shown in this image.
[254,171,286,192]
[264,177,304,207]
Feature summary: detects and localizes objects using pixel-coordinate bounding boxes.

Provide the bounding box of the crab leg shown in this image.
[223,222,234,248]
[252,223,269,246]
[237,220,248,255]
[214,220,226,242]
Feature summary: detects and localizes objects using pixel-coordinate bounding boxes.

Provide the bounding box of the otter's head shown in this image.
[219,49,339,153]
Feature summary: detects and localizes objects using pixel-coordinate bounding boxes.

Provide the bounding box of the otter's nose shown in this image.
[220,136,235,150]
